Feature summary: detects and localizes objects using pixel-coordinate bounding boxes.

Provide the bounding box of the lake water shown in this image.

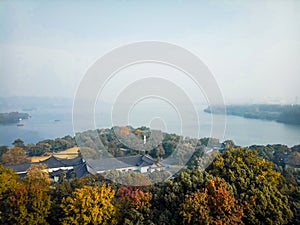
[0,103,299,147]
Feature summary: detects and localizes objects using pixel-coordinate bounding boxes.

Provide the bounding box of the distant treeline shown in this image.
[0,112,29,124]
[204,104,300,125]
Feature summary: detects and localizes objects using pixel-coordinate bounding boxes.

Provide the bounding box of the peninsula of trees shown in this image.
[204,104,300,125]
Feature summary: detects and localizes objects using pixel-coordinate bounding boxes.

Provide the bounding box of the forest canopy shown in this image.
[0,144,299,224]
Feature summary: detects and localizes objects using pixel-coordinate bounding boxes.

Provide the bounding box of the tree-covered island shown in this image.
[0,112,30,124]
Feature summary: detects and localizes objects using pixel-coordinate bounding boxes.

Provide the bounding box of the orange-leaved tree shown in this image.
[117,186,152,224]
[180,177,244,225]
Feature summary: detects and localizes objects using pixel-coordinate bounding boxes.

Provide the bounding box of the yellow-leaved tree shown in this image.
[0,163,20,223]
[60,184,118,225]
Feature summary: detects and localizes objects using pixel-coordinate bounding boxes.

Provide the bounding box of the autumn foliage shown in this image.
[2,146,30,165]
[0,163,51,224]
[0,146,298,225]
[118,126,129,135]
[117,186,152,210]
[60,184,117,225]
[181,178,244,225]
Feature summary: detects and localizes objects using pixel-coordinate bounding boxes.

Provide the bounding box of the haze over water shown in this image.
[1,1,299,148]
[0,100,299,147]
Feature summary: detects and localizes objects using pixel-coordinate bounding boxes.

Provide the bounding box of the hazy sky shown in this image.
[0,0,299,104]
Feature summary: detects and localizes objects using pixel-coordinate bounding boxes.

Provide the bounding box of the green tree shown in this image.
[279,176,300,225]
[151,169,214,224]
[12,138,25,148]
[207,148,293,225]
[150,144,165,159]
[26,143,49,156]
[162,133,180,157]
[60,184,118,225]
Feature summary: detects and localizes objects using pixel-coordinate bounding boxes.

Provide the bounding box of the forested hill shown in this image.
[204,104,300,125]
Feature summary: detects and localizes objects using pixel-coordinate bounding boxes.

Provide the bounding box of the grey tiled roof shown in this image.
[35,156,84,169]
[40,156,66,168]
[86,157,136,172]
[59,157,84,166]
[7,156,83,173]
[7,163,32,172]
[86,154,157,172]
[8,154,158,179]
[141,155,157,165]
[73,163,89,178]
